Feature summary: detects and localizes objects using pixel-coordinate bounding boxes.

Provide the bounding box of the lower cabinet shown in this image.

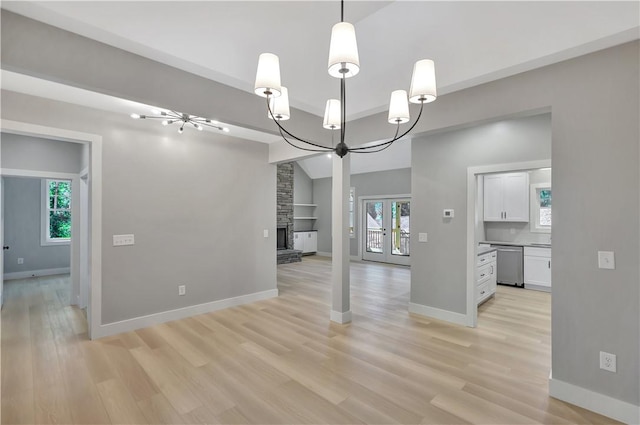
[294,231,317,254]
[524,247,551,291]
[477,250,497,305]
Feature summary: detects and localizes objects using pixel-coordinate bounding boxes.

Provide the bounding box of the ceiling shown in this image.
[1,1,638,178]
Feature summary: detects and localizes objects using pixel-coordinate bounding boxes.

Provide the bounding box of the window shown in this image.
[349,187,355,238]
[42,179,72,245]
[530,183,551,233]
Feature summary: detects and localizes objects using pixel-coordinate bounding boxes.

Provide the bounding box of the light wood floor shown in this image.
[2,256,619,424]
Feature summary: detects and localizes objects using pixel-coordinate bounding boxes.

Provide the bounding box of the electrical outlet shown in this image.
[178,285,186,296]
[17,258,24,265]
[113,234,135,246]
[600,351,616,372]
[418,233,428,243]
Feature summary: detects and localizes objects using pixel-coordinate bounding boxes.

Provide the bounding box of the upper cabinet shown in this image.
[484,172,529,222]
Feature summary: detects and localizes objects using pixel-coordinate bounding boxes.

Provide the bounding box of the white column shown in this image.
[331,154,351,324]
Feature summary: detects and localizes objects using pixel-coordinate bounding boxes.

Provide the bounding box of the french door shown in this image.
[362,198,410,265]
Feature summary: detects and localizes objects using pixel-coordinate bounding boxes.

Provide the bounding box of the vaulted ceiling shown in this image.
[2,1,638,177]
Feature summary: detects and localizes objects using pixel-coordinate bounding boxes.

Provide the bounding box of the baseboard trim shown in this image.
[549,376,639,424]
[330,310,352,324]
[316,251,332,258]
[524,283,551,292]
[91,288,279,339]
[4,267,70,280]
[408,302,468,326]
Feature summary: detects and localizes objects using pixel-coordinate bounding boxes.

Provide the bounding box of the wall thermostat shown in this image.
[443,209,454,218]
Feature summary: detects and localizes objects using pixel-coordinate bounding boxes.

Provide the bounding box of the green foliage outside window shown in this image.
[48,180,72,239]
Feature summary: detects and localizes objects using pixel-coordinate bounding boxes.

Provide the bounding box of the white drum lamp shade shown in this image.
[255,53,282,97]
[323,99,341,129]
[328,22,360,78]
[388,90,410,124]
[409,59,437,103]
[269,86,290,120]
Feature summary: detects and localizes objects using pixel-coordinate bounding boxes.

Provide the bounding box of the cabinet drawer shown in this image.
[477,281,490,302]
[524,247,551,257]
[477,252,493,267]
[476,263,492,282]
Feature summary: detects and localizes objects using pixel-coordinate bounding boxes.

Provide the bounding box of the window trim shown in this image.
[41,179,72,246]
[349,187,355,238]
[530,182,551,234]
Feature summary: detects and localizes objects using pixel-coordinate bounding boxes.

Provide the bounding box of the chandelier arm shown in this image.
[278,127,334,153]
[348,101,424,151]
[199,122,224,130]
[266,97,334,150]
[348,123,399,152]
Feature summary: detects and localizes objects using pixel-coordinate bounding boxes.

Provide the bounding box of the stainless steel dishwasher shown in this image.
[491,245,524,287]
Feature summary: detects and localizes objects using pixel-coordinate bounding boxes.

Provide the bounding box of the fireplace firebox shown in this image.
[277,226,288,250]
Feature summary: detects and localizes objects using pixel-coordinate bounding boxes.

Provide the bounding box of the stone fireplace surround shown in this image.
[276,163,302,264]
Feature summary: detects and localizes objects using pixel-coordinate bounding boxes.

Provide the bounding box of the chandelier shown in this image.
[254,0,437,158]
[130,110,230,134]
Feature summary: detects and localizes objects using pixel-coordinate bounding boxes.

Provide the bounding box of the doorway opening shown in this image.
[465,160,551,327]
[0,120,102,339]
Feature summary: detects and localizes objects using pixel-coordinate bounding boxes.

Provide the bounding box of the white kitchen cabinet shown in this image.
[294,231,317,254]
[484,172,529,222]
[524,247,551,291]
[477,250,497,305]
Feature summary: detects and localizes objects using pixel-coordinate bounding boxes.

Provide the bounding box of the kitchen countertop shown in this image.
[481,240,552,248]
[477,246,498,255]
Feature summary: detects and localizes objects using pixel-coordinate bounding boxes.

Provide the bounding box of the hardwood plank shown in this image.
[34,383,73,424]
[96,378,148,424]
[1,389,35,424]
[137,393,188,425]
[129,345,203,414]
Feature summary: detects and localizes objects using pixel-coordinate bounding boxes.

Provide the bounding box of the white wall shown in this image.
[1,90,277,325]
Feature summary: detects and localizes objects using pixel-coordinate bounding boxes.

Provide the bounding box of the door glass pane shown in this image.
[391,201,410,256]
[365,201,383,253]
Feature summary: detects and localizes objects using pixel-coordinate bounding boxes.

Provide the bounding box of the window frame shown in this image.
[529,182,551,233]
[41,178,72,246]
[349,187,355,238]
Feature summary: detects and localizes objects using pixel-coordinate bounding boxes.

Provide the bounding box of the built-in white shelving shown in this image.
[294,203,318,220]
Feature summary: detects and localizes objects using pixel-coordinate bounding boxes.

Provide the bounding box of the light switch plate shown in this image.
[113,234,135,246]
[598,251,615,269]
[418,233,428,243]
[263,229,269,238]
[17,258,24,265]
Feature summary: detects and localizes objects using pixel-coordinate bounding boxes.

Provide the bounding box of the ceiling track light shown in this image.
[130,110,229,134]
[254,0,437,158]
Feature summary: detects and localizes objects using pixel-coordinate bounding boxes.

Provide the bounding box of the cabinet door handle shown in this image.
[490,265,494,274]
[548,260,551,269]
[480,273,486,278]
[504,211,507,219]
[481,290,486,295]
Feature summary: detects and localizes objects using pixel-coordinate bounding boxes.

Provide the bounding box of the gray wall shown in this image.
[1,91,277,325]
[1,132,83,173]
[378,43,637,406]
[484,168,552,244]
[411,113,551,311]
[313,167,411,255]
[3,177,70,274]
[293,163,314,232]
